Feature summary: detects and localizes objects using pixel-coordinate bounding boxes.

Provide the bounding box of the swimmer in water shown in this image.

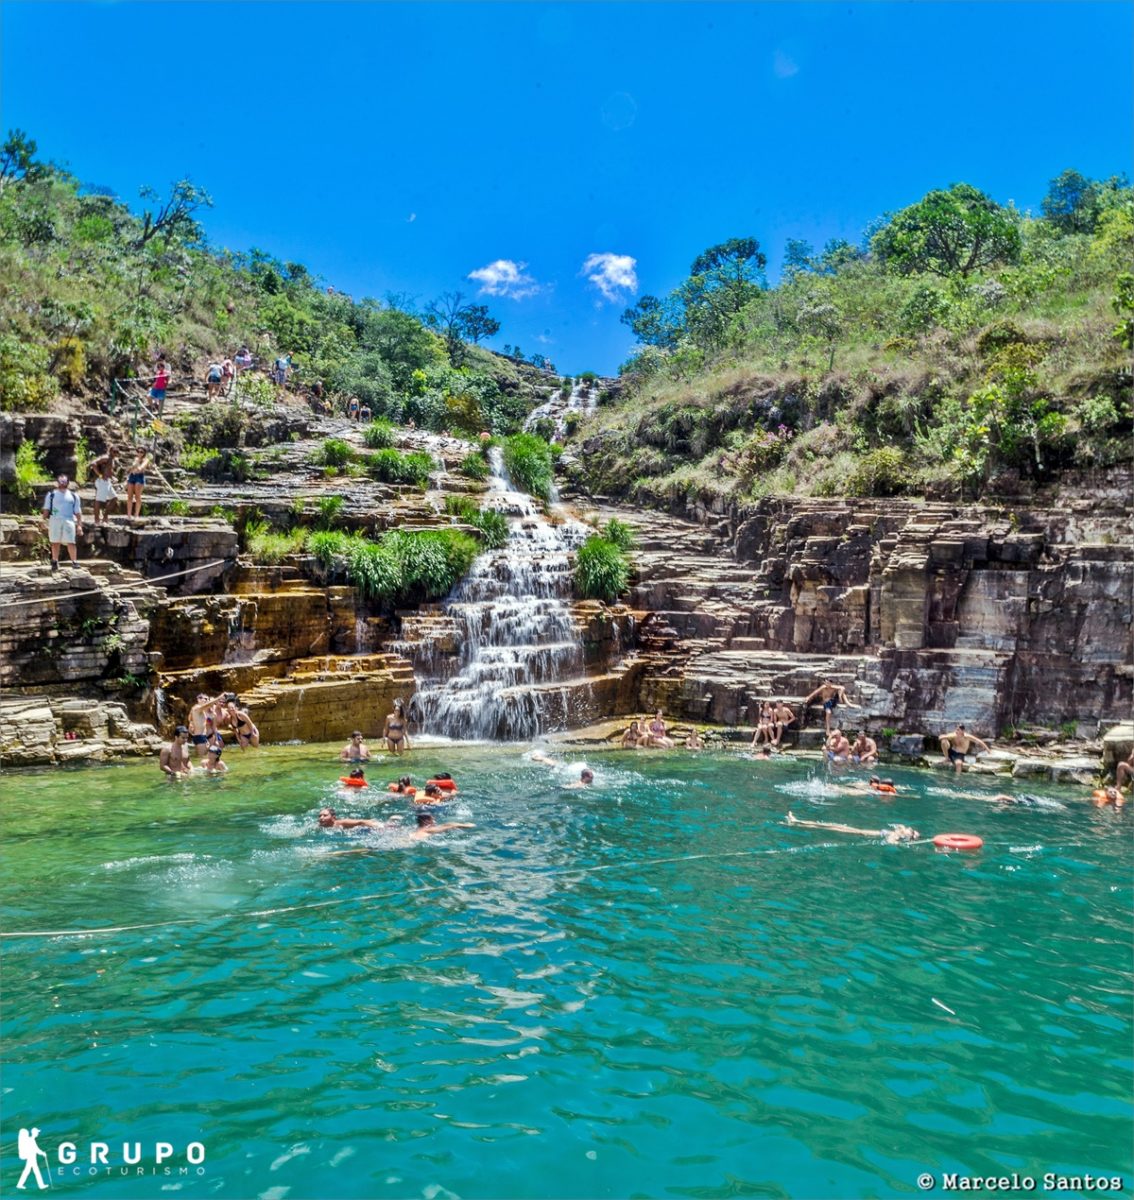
[685,728,704,750]
[340,731,371,762]
[785,811,921,844]
[317,806,388,831]
[411,811,475,838]
[563,769,594,790]
[530,750,558,767]
[1092,786,1125,809]
[414,783,446,805]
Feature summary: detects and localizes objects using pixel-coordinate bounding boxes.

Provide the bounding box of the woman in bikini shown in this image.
[646,710,674,749]
[125,447,152,519]
[225,697,260,749]
[383,700,410,754]
[752,702,776,747]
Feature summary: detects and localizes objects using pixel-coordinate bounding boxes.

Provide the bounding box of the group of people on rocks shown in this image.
[620,712,695,749]
[41,445,153,570]
[159,692,260,778]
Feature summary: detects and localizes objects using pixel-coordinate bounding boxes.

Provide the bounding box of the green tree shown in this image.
[1041,169,1103,234]
[458,303,500,345]
[681,237,767,349]
[872,183,1021,277]
[132,179,212,250]
[782,238,816,277]
[620,294,681,349]
[0,129,44,191]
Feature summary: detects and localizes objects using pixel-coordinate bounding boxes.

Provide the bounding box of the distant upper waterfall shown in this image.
[404,449,590,740]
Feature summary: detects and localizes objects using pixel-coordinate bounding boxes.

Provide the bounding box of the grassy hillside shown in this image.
[0,132,552,434]
[562,175,1133,505]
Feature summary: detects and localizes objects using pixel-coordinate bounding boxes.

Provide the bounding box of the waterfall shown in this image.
[406,449,590,741]
[523,381,597,442]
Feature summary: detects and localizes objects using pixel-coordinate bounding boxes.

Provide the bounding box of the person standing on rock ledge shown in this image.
[90,446,118,525]
[42,473,82,571]
[804,681,860,734]
[939,724,991,774]
[383,701,410,754]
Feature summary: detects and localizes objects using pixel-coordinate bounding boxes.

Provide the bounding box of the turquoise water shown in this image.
[1,745,1131,1199]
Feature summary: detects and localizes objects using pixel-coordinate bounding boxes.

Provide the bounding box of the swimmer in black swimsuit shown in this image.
[203,728,228,774]
[383,701,410,755]
[224,697,259,749]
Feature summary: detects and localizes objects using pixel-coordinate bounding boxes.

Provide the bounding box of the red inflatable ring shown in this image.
[339,777,369,788]
[933,833,983,851]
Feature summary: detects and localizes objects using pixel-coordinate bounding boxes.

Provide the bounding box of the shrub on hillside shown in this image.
[845,447,911,497]
[575,534,631,602]
[244,520,308,563]
[444,495,509,549]
[314,437,354,468]
[366,448,434,487]
[502,433,553,499]
[1,335,57,412]
[362,418,395,449]
[459,451,490,480]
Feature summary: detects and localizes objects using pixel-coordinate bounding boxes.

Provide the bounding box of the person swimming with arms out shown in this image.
[317,806,390,832]
[785,811,921,845]
[411,811,475,838]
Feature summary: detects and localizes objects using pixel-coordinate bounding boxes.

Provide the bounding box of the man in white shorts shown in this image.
[42,473,82,570]
[90,446,118,525]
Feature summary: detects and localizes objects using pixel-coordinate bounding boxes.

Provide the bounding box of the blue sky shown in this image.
[3,2,1131,374]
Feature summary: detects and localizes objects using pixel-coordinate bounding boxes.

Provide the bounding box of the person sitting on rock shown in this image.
[939,724,991,774]
[804,681,860,734]
[646,711,674,749]
[620,721,645,748]
[160,726,194,778]
[771,700,797,747]
[850,730,879,766]
[752,702,776,747]
[340,731,370,762]
[826,729,852,763]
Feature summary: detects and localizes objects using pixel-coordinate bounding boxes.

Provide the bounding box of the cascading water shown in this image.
[523,381,598,442]
[406,450,590,740]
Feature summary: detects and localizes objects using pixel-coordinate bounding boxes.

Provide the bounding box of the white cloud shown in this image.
[580,252,638,302]
[468,259,540,299]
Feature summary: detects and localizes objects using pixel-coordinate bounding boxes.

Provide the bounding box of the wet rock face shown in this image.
[93,518,238,594]
[598,495,1132,735]
[0,561,160,690]
[0,696,162,765]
